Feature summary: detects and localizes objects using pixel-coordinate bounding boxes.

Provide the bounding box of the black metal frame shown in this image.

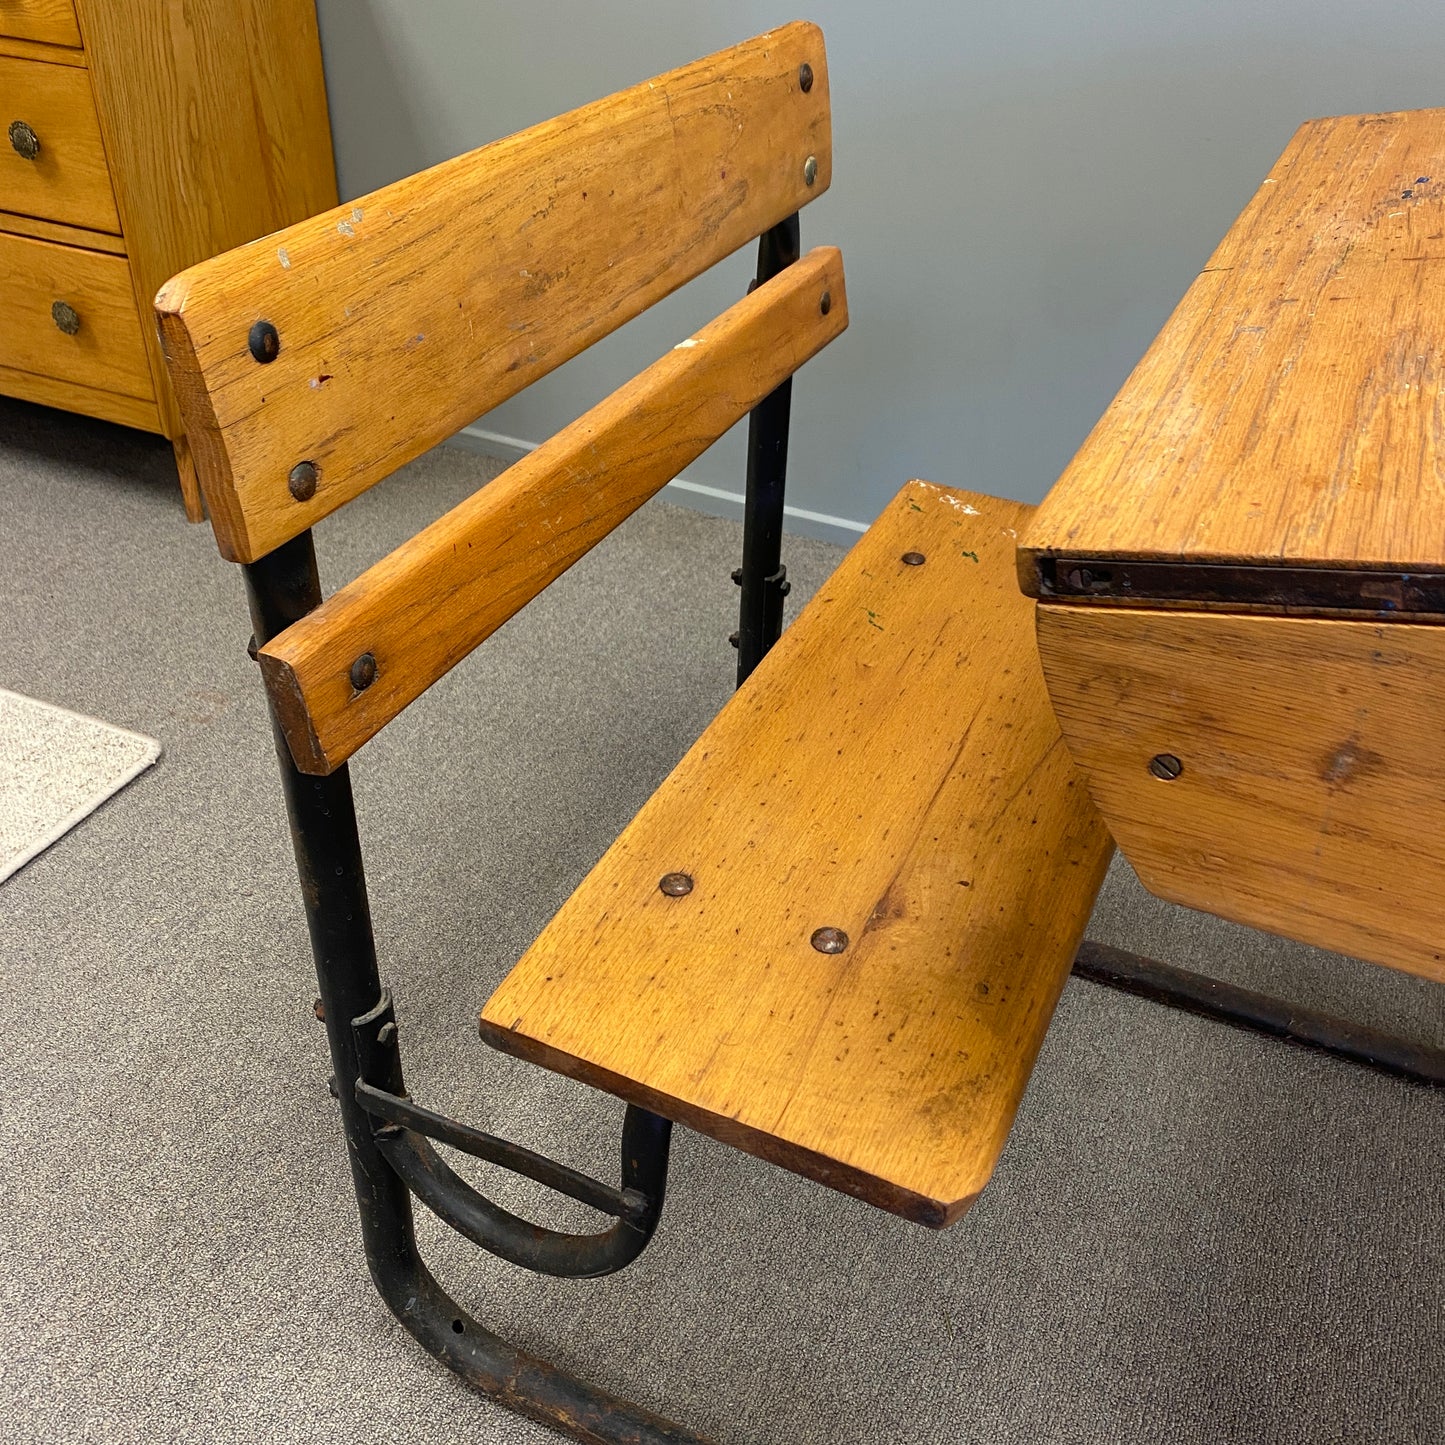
[236,218,1445,1445]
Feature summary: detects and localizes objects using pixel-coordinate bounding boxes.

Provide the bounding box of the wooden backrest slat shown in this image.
[155,22,831,563]
[258,247,849,774]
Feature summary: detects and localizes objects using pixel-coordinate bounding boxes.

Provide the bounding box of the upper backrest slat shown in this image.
[155,22,831,563]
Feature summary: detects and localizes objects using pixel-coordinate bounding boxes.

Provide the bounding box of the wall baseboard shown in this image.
[449,424,867,548]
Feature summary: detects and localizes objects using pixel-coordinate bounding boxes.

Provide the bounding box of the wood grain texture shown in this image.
[0,53,120,232]
[259,247,848,775]
[76,0,338,441]
[0,0,81,49]
[1021,110,1445,586]
[0,359,160,430]
[0,207,125,252]
[154,21,831,563]
[481,483,1114,1227]
[0,230,152,397]
[0,33,84,64]
[1037,603,1445,981]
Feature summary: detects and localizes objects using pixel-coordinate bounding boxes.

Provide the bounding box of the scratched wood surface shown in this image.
[481,483,1114,1227]
[1037,603,1445,981]
[1021,110,1445,585]
[259,248,847,775]
[155,22,831,563]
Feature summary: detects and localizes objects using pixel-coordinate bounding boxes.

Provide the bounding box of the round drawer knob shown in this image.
[8,120,40,161]
[51,301,81,336]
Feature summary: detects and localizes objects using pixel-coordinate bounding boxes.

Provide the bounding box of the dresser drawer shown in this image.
[0,54,119,232]
[0,231,152,399]
[0,0,81,48]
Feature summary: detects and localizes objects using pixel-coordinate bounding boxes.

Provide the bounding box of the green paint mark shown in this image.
[960,549,980,563]
[907,500,923,512]
[866,609,884,631]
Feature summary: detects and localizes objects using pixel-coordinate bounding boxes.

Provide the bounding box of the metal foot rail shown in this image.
[1073,939,1445,1087]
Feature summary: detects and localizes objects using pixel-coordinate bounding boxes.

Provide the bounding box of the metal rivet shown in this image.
[803,154,818,186]
[350,652,377,691]
[51,300,80,336]
[8,119,39,160]
[901,551,926,566]
[248,318,280,364]
[1149,753,1183,781]
[820,290,832,316]
[799,62,814,93]
[288,459,319,501]
[811,926,849,955]
[659,872,694,897]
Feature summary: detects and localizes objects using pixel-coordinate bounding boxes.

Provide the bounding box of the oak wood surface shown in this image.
[481,483,1114,1226]
[0,359,160,430]
[0,206,124,252]
[259,247,848,775]
[154,22,831,563]
[1021,109,1445,587]
[0,33,83,64]
[0,53,120,232]
[0,0,80,49]
[1037,602,1445,981]
[77,0,338,443]
[0,229,152,398]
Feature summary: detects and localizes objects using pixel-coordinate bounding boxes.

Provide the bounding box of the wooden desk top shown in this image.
[1021,109,1445,604]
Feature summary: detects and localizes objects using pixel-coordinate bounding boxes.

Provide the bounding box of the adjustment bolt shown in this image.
[811,926,849,955]
[728,631,740,649]
[288,460,318,501]
[659,872,694,898]
[803,154,818,186]
[350,652,377,691]
[1149,753,1183,781]
[731,567,744,586]
[902,551,926,566]
[248,319,280,364]
[799,62,814,93]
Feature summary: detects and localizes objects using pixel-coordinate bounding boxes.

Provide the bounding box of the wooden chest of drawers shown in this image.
[0,1,337,519]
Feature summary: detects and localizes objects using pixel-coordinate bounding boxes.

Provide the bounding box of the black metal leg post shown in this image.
[243,534,710,1445]
[735,213,801,686]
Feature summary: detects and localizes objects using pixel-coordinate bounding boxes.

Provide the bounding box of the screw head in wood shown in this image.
[248,318,281,364]
[811,926,849,955]
[659,872,694,897]
[288,459,319,501]
[1149,753,1183,781]
[799,62,814,92]
[901,551,926,566]
[803,154,818,186]
[349,652,377,691]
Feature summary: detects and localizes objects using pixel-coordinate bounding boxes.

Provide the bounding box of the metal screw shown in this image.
[248,318,280,364]
[50,300,80,336]
[803,155,818,186]
[811,926,849,955]
[349,652,377,691]
[659,872,694,897]
[799,62,814,92]
[8,120,39,160]
[901,551,926,566]
[1149,753,1183,781]
[288,459,319,501]
[820,290,832,316]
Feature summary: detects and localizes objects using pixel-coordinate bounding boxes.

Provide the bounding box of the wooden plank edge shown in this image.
[259,245,848,776]
[476,1016,974,1229]
[0,363,162,432]
[0,210,125,252]
[0,36,86,66]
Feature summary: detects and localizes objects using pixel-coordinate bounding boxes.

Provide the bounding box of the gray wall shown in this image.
[313,1,1443,540]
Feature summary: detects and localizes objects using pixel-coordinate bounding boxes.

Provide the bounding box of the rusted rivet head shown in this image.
[349,652,377,691]
[659,871,694,898]
[803,154,818,186]
[1149,753,1183,781]
[799,61,814,92]
[820,290,832,316]
[901,551,926,566]
[288,459,319,501]
[811,926,849,955]
[248,318,280,364]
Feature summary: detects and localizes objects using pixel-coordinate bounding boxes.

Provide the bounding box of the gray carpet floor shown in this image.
[1,394,1443,1445]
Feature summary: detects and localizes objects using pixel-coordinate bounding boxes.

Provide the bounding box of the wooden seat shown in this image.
[481,481,1113,1227]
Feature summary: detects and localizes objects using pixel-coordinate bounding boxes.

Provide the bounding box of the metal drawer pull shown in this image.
[8,120,40,161]
[51,301,81,336]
